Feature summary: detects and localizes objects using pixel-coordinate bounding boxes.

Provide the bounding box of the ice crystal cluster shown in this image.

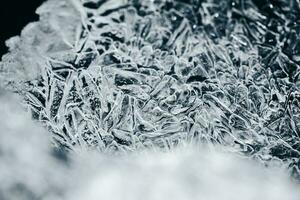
[1,0,300,179]
[0,92,300,199]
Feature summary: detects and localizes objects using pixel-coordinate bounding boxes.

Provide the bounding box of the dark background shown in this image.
[0,0,45,60]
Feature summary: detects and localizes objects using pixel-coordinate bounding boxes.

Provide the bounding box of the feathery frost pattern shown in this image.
[1,0,300,179]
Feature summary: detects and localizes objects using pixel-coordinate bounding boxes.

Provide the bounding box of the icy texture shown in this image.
[0,92,299,200]
[1,0,300,178]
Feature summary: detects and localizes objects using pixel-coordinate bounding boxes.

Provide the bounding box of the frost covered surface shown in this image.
[1,0,300,179]
[0,92,300,200]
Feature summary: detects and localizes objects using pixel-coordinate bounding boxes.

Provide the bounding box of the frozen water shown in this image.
[1,0,300,181]
[0,92,299,199]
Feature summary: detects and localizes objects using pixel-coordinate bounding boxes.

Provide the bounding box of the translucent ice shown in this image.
[1,0,300,179]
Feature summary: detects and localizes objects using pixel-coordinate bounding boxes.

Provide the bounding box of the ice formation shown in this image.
[0,91,299,199]
[1,0,300,182]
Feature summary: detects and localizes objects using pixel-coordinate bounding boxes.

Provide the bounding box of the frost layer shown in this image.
[1,0,300,177]
[0,92,299,200]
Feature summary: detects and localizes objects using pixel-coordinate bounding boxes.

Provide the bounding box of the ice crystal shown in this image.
[0,92,299,199]
[1,0,300,178]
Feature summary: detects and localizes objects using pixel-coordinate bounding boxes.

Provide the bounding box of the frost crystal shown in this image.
[1,0,300,178]
[0,92,300,200]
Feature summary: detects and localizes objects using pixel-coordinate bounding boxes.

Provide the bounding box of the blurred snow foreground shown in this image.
[0,91,300,200]
[1,0,300,199]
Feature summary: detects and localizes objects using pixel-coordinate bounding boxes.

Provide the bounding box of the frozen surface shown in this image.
[0,91,299,200]
[1,0,300,180]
